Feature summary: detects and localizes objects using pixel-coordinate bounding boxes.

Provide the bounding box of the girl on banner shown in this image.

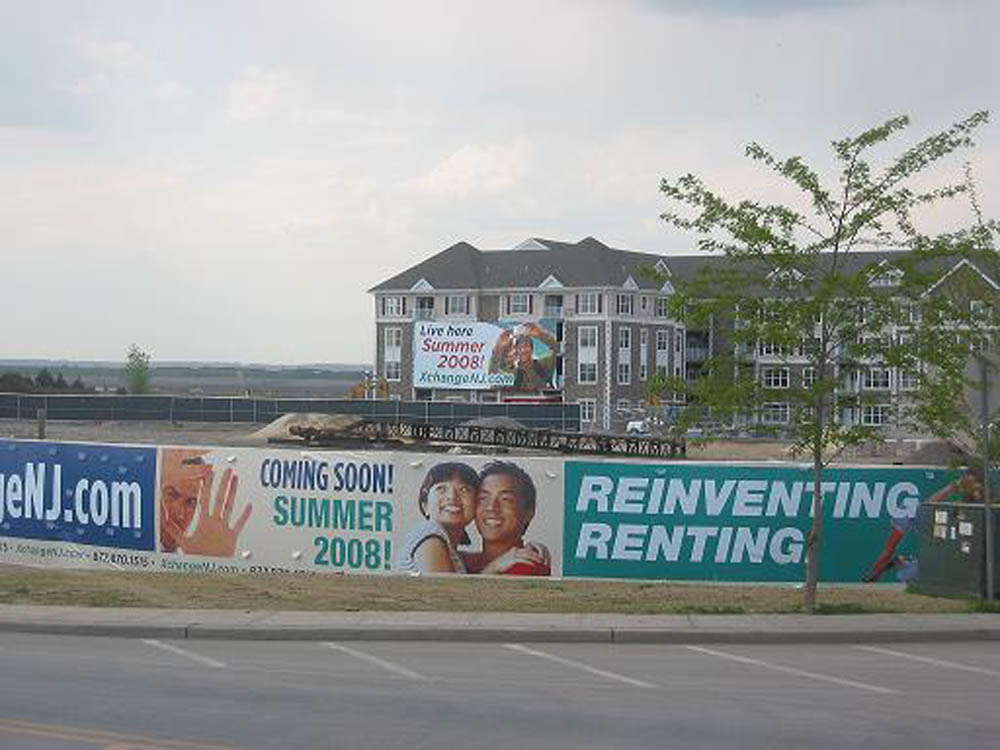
[398,462,479,574]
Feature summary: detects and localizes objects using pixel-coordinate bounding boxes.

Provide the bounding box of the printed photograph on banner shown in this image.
[397,459,557,576]
[158,448,252,557]
[861,466,999,584]
[412,319,559,391]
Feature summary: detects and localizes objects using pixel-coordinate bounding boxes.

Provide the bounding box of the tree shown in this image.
[658,112,998,612]
[34,368,55,390]
[124,344,152,394]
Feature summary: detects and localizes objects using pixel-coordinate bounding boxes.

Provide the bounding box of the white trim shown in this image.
[922,258,1000,297]
[513,238,550,250]
[410,278,435,292]
[659,280,675,295]
[622,275,639,290]
[538,274,564,289]
[654,259,671,277]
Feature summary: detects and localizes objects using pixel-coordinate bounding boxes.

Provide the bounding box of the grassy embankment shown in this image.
[0,564,987,614]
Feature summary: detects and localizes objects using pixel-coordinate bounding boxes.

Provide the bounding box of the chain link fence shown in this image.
[0,394,580,432]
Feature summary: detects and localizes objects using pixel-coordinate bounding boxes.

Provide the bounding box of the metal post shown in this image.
[36,408,46,440]
[982,358,994,601]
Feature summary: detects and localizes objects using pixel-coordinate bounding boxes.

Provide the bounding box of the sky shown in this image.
[3,0,997,365]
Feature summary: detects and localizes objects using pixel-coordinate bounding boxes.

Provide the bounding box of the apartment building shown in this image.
[370,237,998,435]
[370,237,700,432]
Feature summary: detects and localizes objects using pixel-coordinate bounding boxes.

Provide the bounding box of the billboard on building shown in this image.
[412,319,559,391]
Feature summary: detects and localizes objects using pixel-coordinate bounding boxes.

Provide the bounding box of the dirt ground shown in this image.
[0,564,972,615]
[0,417,944,465]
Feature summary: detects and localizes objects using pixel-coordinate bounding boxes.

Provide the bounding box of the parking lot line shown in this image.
[142,639,227,669]
[320,642,426,680]
[503,644,660,688]
[686,645,898,695]
[855,645,1000,678]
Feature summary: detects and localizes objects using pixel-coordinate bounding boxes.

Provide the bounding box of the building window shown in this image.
[640,296,648,312]
[579,399,596,423]
[674,331,683,354]
[761,367,790,389]
[445,295,468,316]
[617,362,631,385]
[578,362,598,383]
[577,293,600,315]
[863,367,891,390]
[640,328,648,350]
[544,295,563,317]
[640,363,647,381]
[416,296,435,320]
[898,370,919,391]
[381,296,404,317]
[802,367,816,388]
[383,327,402,382]
[578,325,598,350]
[617,294,634,316]
[384,327,402,349]
[656,330,669,352]
[758,341,781,357]
[761,402,790,425]
[861,404,892,426]
[509,293,530,315]
[655,297,670,318]
[617,399,630,412]
[618,327,631,350]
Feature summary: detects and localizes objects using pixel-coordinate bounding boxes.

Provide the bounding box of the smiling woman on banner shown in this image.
[397,462,480,574]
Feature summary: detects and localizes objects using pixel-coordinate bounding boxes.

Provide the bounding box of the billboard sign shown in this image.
[562,460,961,582]
[413,319,559,391]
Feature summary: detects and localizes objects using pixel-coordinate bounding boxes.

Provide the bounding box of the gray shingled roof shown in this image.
[369,237,704,292]
[368,237,968,294]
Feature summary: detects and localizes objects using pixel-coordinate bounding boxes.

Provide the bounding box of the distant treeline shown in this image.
[0,369,104,394]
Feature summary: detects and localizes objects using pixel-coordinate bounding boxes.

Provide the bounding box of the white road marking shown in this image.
[503,644,659,688]
[142,639,227,669]
[321,642,425,680]
[856,645,1000,677]
[686,645,897,695]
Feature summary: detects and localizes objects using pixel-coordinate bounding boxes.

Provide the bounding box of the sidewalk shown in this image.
[1,605,999,643]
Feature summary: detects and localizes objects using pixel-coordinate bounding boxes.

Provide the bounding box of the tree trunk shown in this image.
[804,448,824,613]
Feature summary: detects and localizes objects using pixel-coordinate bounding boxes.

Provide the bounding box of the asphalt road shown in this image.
[1,634,999,749]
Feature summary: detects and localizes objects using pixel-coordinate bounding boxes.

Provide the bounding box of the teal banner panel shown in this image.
[563,461,962,582]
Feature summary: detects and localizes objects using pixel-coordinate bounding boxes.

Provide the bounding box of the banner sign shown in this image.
[562,460,959,582]
[0,440,564,578]
[1,438,975,584]
[412,319,559,391]
[0,440,156,551]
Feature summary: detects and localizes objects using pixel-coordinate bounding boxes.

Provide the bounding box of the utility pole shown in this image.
[982,357,994,601]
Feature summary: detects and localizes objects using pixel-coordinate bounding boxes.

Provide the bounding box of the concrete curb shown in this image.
[3,619,1000,644]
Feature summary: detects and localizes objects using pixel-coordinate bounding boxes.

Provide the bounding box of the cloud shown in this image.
[404,140,531,198]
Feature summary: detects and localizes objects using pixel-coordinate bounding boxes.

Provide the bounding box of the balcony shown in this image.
[415,308,435,320]
[544,305,564,318]
[686,345,709,362]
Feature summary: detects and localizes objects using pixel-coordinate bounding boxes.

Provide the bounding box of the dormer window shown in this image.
[767,267,805,284]
[654,259,671,277]
[870,267,903,287]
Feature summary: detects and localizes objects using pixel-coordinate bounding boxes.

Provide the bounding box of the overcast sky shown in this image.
[3,0,997,365]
